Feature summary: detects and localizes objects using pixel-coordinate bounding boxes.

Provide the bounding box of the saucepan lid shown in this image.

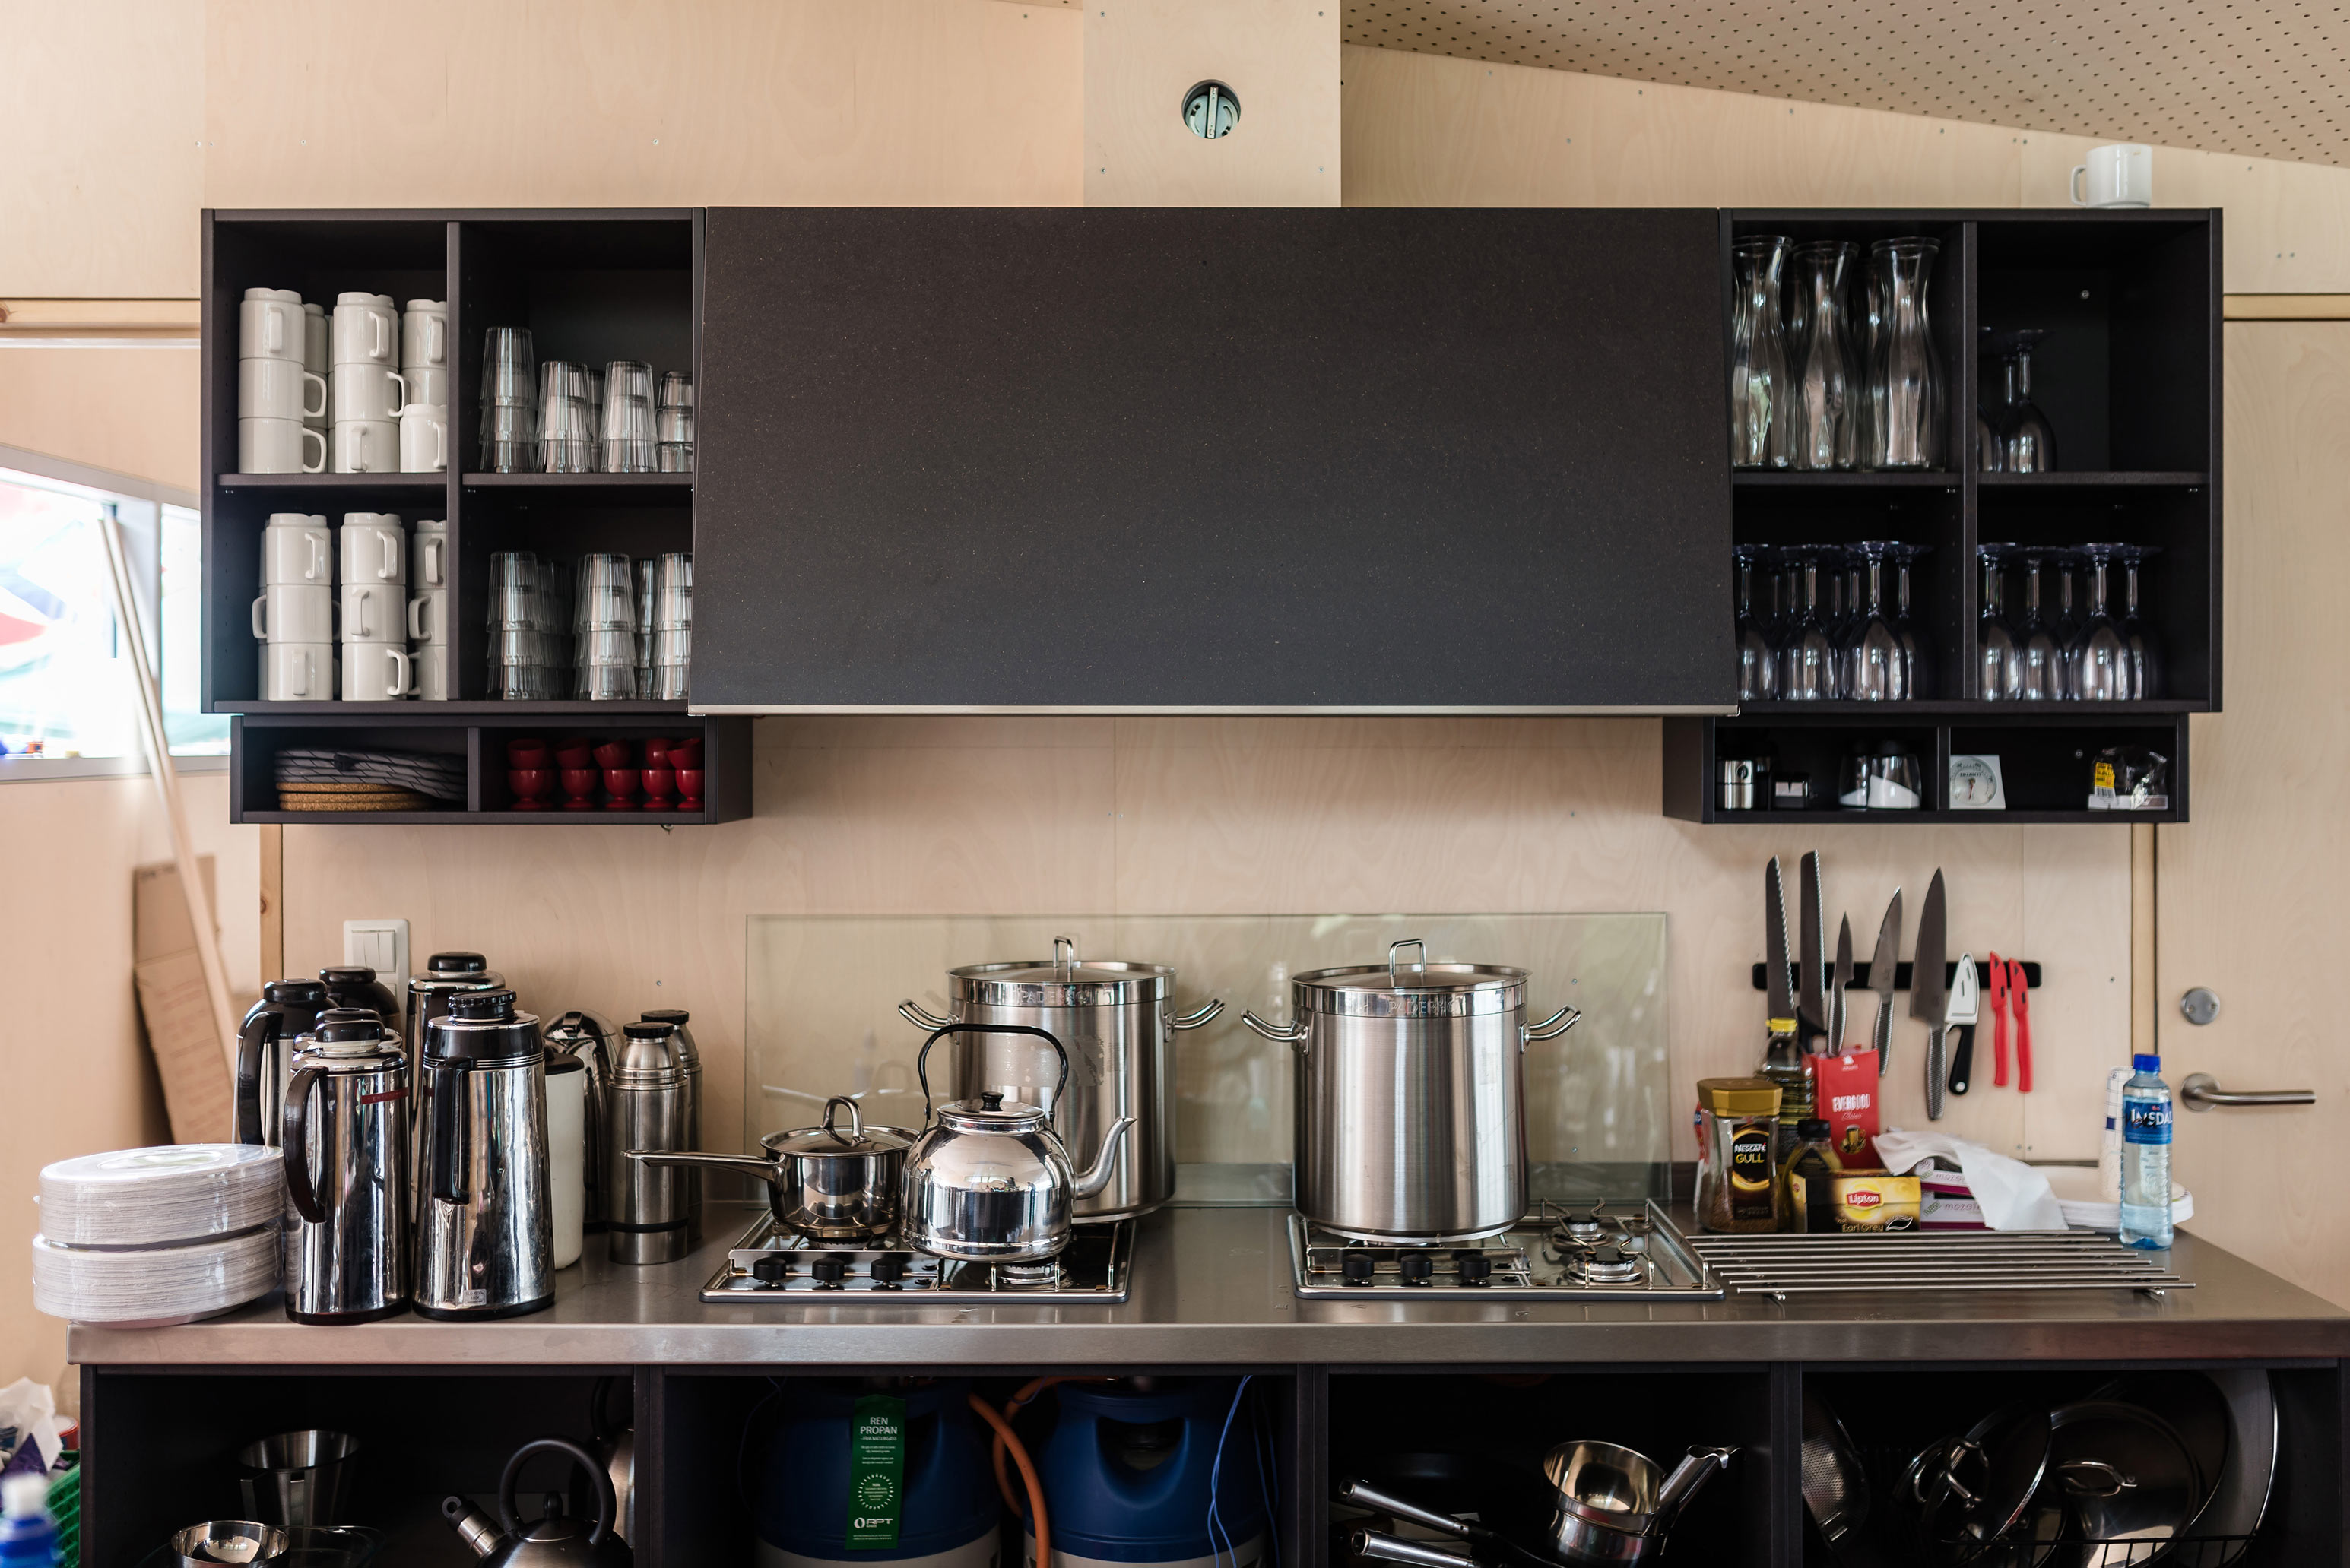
[766,1096,916,1158]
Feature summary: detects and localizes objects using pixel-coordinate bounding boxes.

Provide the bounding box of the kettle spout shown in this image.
[1071,1116,1136,1199]
[441,1495,504,1559]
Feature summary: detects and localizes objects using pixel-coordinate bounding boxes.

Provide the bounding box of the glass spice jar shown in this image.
[1695,1076,1784,1233]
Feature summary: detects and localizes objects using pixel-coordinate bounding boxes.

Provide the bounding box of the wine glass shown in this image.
[1779,547,1839,701]
[1977,325,2009,473]
[2050,548,2085,695]
[1839,541,1906,701]
[1733,543,1778,701]
[1890,543,1934,698]
[2012,549,2068,700]
[2118,544,2164,698]
[1999,329,2059,473]
[1977,544,2021,700]
[2070,544,2132,701]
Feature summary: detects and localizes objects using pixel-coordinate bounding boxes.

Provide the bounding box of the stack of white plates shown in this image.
[32,1144,286,1326]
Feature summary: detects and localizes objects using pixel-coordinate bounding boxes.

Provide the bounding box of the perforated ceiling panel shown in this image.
[1339,0,2350,164]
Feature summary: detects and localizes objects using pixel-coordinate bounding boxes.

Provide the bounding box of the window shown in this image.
[0,450,218,775]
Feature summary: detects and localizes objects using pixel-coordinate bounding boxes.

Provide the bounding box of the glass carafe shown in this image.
[2071,545,2131,701]
[2014,550,2067,700]
[1730,236,1793,469]
[2119,544,2164,698]
[1779,549,1838,701]
[2000,328,2059,473]
[1977,544,2021,700]
[1866,238,1943,470]
[1840,542,1906,701]
[1892,543,1934,698]
[1733,544,1778,702]
[1788,242,1861,470]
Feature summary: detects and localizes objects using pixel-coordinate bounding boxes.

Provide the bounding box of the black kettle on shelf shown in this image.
[444,1437,632,1568]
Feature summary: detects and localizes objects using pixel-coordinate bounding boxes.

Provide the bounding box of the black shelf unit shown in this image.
[1670,207,2220,825]
[200,208,746,824]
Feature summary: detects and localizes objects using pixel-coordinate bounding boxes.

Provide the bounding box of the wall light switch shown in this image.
[344,918,411,1001]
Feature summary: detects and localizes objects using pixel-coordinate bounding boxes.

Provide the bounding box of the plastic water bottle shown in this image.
[2118,1053,2174,1249]
[0,1474,59,1568]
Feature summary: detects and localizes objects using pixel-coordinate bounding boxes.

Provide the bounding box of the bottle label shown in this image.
[845,1392,908,1547]
[1728,1124,1776,1219]
[2124,1099,2172,1145]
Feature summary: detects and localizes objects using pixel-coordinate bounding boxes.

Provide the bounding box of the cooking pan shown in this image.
[633,1096,914,1241]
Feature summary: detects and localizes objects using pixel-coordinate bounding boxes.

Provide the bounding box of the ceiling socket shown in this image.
[1183,81,1240,140]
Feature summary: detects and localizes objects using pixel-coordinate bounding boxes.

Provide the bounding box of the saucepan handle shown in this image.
[1338,1481,1477,1542]
[1647,1446,1736,1535]
[1350,1532,1476,1568]
[630,1150,783,1183]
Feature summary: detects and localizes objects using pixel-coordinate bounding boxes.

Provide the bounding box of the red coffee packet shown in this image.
[1808,1051,1882,1168]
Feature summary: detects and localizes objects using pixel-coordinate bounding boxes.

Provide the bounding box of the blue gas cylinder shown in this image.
[758,1379,1001,1568]
[1024,1381,1269,1568]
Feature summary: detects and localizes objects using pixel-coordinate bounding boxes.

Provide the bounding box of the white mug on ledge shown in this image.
[2071,144,2152,208]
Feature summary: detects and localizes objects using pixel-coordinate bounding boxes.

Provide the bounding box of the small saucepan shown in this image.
[633,1096,914,1241]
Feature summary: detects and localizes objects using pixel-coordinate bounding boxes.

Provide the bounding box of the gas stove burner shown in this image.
[994,1260,1064,1289]
[1567,1244,1643,1284]
[705,1215,1131,1303]
[1289,1201,1721,1301]
[1556,1208,1608,1243]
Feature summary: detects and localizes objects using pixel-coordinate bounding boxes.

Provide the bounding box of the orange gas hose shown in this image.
[969,1392,1050,1568]
[988,1376,1115,1517]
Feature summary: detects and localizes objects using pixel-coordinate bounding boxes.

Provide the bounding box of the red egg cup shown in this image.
[591,740,633,770]
[669,738,705,770]
[507,768,554,809]
[601,766,640,809]
[641,766,676,809]
[560,768,601,810]
[555,746,595,770]
[642,736,674,768]
[506,737,551,769]
[674,767,704,812]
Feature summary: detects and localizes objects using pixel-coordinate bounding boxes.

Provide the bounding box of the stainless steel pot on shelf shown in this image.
[898,936,1220,1223]
[1240,939,1579,1243]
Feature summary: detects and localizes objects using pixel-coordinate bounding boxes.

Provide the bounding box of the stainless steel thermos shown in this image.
[236,979,333,1147]
[415,989,553,1319]
[639,1009,701,1240]
[607,1021,690,1265]
[281,1008,409,1323]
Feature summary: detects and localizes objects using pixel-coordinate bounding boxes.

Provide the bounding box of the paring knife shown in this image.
[1868,888,1902,1077]
[1765,857,1798,1041]
[1946,955,1982,1096]
[1799,851,1827,1047]
[1829,915,1854,1055]
[1911,870,1949,1120]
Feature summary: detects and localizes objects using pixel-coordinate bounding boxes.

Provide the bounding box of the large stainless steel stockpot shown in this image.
[1240,939,1578,1243]
[899,937,1220,1222]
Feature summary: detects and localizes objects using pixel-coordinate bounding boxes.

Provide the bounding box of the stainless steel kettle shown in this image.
[899,1024,1133,1262]
[443,1437,630,1567]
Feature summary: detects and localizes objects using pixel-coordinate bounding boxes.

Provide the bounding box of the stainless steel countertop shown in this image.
[69,1205,2350,1367]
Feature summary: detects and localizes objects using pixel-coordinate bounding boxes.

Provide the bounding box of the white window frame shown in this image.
[0,441,222,781]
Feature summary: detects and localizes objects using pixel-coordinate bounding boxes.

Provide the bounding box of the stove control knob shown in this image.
[1340,1251,1375,1285]
[870,1255,906,1288]
[750,1255,789,1284]
[811,1254,849,1287]
[1398,1252,1434,1285]
[1455,1252,1492,1286]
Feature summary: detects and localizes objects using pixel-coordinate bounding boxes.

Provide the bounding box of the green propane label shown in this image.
[845,1393,909,1548]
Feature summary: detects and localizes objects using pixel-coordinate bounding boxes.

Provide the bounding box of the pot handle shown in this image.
[1054,934,1078,971]
[1350,1532,1476,1568]
[281,1066,330,1225]
[1523,1006,1582,1048]
[1238,1011,1308,1049]
[233,1009,283,1146]
[498,1437,614,1546]
[1337,1481,1477,1543]
[917,1022,1068,1127]
[1389,937,1427,977]
[897,999,959,1031]
[631,1149,785,1184]
[1646,1446,1736,1537]
[823,1094,865,1144]
[1169,999,1226,1030]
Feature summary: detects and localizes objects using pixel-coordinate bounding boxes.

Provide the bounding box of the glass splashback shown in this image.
[744,913,1670,1197]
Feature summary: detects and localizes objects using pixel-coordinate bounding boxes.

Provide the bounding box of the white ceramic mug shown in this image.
[401,366,450,408]
[260,641,335,701]
[399,404,449,473]
[341,640,415,701]
[302,305,330,429]
[331,363,408,423]
[2072,144,2152,208]
[408,588,449,645]
[240,417,327,474]
[401,301,449,369]
[414,643,450,701]
[411,519,448,588]
[331,293,399,365]
[339,514,407,585]
[240,357,328,422]
[332,419,400,474]
[252,583,334,644]
[262,514,334,584]
[339,582,402,641]
[239,288,306,363]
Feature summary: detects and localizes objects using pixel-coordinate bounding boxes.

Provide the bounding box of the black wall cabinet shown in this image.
[696,207,1736,713]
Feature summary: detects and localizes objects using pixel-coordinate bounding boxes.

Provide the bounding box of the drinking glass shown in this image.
[1733,544,1778,701]
[479,327,538,472]
[1977,544,2021,700]
[2070,544,2132,701]
[538,360,595,474]
[651,552,693,629]
[1889,543,1934,698]
[1838,542,1906,701]
[1787,242,1861,471]
[1866,239,1942,470]
[1777,548,1838,701]
[600,360,657,474]
[2012,549,2067,700]
[2118,544,2164,698]
[1729,236,1792,469]
[656,370,695,471]
[1998,328,2058,473]
[573,553,636,629]
[487,552,552,629]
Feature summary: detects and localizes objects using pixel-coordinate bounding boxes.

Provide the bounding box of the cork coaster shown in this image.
[277,790,436,813]
[277,781,408,795]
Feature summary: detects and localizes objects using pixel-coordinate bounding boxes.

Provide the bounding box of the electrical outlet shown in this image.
[344,919,411,1001]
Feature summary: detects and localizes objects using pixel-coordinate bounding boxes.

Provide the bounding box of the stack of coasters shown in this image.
[274,747,465,812]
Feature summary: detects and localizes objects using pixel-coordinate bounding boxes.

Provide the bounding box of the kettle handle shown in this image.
[429,1060,471,1204]
[916,1023,1069,1126]
[281,1066,330,1224]
[234,1009,283,1146]
[499,1436,614,1545]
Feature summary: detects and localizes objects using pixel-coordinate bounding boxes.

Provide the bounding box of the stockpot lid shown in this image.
[1293,941,1528,1018]
[423,988,541,1063]
[948,937,1172,1007]
[766,1097,916,1158]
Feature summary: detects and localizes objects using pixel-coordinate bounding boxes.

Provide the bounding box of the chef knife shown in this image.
[1946,955,1983,1096]
[1868,888,1902,1077]
[1829,914,1854,1055]
[1910,870,1949,1120]
[1765,857,1798,1041]
[1799,851,1826,1047]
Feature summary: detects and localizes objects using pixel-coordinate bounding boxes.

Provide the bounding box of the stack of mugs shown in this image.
[329,293,406,474]
[398,299,449,474]
[648,552,692,700]
[254,513,336,698]
[339,514,414,699]
[302,303,330,452]
[657,371,695,471]
[410,518,450,699]
[487,551,571,698]
[480,328,538,473]
[238,290,328,474]
[573,553,639,699]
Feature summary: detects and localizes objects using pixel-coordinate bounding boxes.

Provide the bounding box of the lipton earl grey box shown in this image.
[1788,1170,1922,1232]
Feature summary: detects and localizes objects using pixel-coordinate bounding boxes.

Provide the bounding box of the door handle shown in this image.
[2179,1072,2316,1112]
